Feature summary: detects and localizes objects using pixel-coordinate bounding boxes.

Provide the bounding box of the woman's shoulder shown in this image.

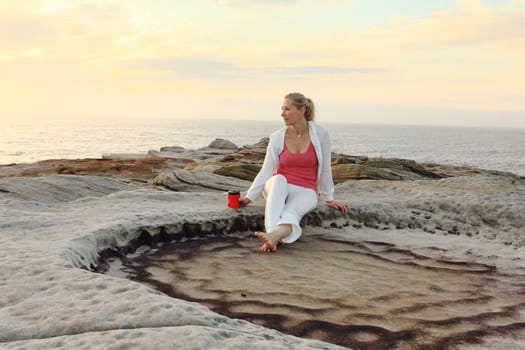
[309,121,329,135]
[267,127,286,151]
[269,126,286,138]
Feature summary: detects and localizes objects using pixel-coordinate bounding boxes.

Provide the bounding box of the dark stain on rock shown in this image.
[106,234,525,350]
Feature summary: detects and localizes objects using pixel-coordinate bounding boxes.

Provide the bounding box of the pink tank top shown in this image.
[276,142,318,192]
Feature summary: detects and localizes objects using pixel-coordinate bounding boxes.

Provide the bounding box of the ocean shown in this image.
[1,119,524,176]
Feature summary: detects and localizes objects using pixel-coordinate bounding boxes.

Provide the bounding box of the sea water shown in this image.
[1,119,524,176]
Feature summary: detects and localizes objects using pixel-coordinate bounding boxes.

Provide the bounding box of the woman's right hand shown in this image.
[239,198,251,207]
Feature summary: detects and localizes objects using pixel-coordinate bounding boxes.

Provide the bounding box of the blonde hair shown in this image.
[285,92,315,121]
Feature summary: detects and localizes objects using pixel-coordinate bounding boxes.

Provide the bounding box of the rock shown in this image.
[102,153,150,160]
[214,163,261,181]
[365,158,441,179]
[1,189,344,350]
[332,164,403,181]
[0,158,176,183]
[160,146,185,153]
[230,148,266,162]
[421,162,522,179]
[2,139,525,349]
[153,170,201,192]
[331,158,441,182]
[221,154,237,162]
[184,162,223,173]
[331,154,368,165]
[154,169,251,192]
[251,137,269,148]
[207,138,238,149]
[148,150,178,158]
[0,175,136,202]
[332,157,357,165]
[147,150,198,166]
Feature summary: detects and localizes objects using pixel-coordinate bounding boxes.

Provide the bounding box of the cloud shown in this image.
[126,57,241,79]
[209,0,301,7]
[124,56,384,80]
[388,1,525,48]
[0,1,167,59]
[0,17,56,47]
[207,0,351,7]
[267,66,385,76]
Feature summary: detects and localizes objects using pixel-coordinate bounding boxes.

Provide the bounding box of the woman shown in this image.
[239,92,348,253]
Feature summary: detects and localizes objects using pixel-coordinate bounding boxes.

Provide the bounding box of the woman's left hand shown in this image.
[325,200,348,213]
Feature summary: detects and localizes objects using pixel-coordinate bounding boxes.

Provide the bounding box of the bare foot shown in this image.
[259,243,273,253]
[255,232,277,253]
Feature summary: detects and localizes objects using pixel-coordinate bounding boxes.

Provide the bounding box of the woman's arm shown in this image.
[325,200,348,213]
[243,132,282,203]
[316,125,347,213]
[317,125,335,201]
[238,198,251,207]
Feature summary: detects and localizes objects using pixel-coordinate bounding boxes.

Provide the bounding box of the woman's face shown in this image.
[281,98,305,126]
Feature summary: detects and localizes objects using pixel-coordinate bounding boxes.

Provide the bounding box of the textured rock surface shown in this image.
[154,169,252,192]
[3,139,522,189]
[0,181,345,350]
[114,232,525,350]
[2,171,524,349]
[0,175,137,202]
[0,158,173,184]
[208,138,238,149]
[214,163,261,181]
[1,139,524,349]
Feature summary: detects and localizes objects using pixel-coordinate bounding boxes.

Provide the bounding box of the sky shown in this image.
[0,0,524,127]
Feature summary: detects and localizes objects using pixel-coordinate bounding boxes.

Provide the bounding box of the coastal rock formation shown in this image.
[2,138,522,189]
[0,175,137,202]
[1,171,524,349]
[331,156,441,181]
[0,187,343,350]
[213,163,261,181]
[115,231,525,350]
[0,157,175,184]
[207,138,238,149]
[154,169,251,192]
[1,140,524,349]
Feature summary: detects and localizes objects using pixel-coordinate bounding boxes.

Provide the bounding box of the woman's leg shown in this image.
[256,177,318,252]
[255,175,290,252]
[277,185,318,244]
[262,174,288,233]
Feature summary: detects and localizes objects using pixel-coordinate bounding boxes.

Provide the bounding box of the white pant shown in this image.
[263,174,318,244]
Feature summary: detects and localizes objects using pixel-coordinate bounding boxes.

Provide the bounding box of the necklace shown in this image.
[294,125,308,138]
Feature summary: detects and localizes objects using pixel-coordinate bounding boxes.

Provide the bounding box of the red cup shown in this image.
[227,190,240,208]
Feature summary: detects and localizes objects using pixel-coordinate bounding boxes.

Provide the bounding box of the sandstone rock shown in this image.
[330,157,442,182]
[4,138,507,194]
[421,162,522,179]
[214,163,261,181]
[2,143,525,349]
[331,154,370,165]
[160,146,185,153]
[102,153,150,160]
[221,154,237,162]
[1,188,345,350]
[153,171,200,192]
[0,158,175,183]
[365,158,441,179]
[207,138,238,149]
[229,149,266,162]
[0,175,136,202]
[184,162,223,173]
[154,169,251,192]
[148,150,187,159]
[251,137,269,148]
[332,164,403,181]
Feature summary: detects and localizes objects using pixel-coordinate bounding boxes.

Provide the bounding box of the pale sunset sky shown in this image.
[0,0,524,127]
